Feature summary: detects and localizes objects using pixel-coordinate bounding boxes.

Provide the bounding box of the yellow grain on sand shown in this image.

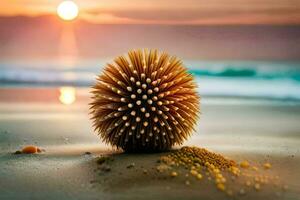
[157,146,285,198]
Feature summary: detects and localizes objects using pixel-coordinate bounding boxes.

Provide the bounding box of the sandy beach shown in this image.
[0,87,299,200]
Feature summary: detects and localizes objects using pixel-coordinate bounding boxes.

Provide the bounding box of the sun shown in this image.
[57,1,79,21]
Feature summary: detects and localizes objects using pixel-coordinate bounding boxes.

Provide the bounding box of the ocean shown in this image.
[0,59,300,102]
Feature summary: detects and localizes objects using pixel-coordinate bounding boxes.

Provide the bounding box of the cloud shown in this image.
[1,0,300,24]
[82,6,300,24]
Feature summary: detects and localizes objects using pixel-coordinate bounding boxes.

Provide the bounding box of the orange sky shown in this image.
[1,0,300,24]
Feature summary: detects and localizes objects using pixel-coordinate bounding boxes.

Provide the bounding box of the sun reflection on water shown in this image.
[59,87,76,105]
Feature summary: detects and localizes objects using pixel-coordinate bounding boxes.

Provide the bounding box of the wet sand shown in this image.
[0,87,300,200]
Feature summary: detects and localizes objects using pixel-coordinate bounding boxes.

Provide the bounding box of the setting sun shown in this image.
[57,1,78,21]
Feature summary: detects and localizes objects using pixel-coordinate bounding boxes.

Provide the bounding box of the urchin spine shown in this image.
[90,49,200,152]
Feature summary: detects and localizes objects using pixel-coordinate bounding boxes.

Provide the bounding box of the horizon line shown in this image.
[1,14,300,26]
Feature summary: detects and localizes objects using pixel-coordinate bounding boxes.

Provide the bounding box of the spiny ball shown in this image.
[90,49,200,152]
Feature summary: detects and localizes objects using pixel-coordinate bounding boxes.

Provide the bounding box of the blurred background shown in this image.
[0,0,300,105]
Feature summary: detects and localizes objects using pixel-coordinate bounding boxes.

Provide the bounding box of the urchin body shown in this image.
[90,49,200,152]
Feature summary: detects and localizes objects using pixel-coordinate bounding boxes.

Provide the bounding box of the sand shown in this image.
[0,88,300,200]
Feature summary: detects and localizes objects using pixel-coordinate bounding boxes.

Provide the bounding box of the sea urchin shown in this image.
[90,49,200,152]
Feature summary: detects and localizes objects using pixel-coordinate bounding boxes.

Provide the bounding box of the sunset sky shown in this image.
[1,0,300,24]
[0,0,300,60]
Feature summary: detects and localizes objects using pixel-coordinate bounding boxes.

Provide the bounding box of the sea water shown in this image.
[0,59,300,102]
